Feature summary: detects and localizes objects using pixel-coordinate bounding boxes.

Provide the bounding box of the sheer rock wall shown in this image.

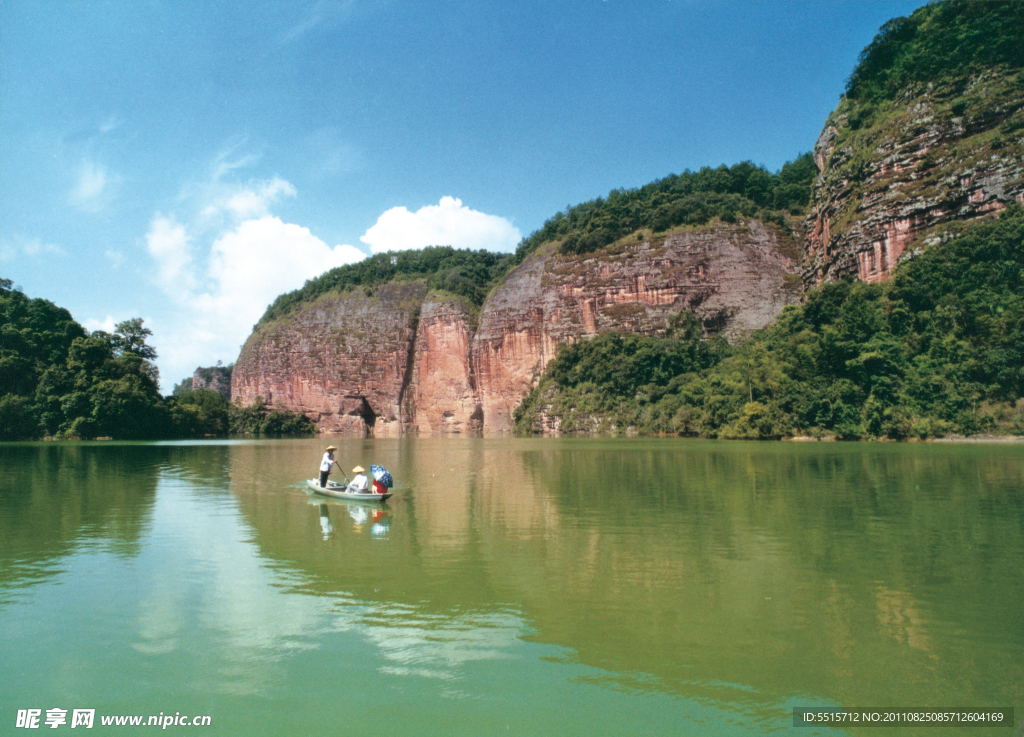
[805,72,1024,285]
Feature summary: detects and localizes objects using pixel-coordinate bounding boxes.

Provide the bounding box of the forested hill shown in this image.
[843,0,1024,103]
[512,155,817,259]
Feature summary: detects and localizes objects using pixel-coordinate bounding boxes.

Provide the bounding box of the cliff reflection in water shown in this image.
[228,438,1024,714]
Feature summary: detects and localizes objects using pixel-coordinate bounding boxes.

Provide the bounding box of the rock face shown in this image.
[473,223,802,432]
[232,222,802,435]
[805,71,1024,285]
[232,282,425,436]
[192,365,232,400]
[406,297,482,434]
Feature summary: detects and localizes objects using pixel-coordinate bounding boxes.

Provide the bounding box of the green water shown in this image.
[1,438,1021,735]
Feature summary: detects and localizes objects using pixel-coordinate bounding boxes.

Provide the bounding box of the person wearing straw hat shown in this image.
[319,446,339,488]
[350,466,370,493]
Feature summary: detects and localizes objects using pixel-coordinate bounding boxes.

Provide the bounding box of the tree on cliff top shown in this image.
[845,0,1024,101]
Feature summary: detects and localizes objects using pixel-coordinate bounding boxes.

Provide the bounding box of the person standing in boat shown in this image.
[350,466,370,493]
[319,445,339,488]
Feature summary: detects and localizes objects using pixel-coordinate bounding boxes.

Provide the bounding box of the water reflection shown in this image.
[227,438,1024,720]
[2,438,1021,734]
[0,443,162,597]
[309,497,391,540]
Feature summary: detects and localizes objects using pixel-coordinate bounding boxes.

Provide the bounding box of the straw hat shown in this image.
[326,445,337,452]
[352,466,365,474]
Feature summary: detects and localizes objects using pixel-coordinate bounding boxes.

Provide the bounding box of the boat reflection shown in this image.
[309,497,391,539]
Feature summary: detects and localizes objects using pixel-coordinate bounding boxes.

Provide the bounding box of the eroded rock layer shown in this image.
[473,223,802,431]
[805,71,1024,285]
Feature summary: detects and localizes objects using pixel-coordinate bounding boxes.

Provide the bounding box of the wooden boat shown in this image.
[307,479,392,502]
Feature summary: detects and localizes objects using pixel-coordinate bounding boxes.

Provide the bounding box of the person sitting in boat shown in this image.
[319,446,339,488]
[350,466,370,493]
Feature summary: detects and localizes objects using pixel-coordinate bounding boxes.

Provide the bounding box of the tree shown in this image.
[112,318,160,386]
[112,318,157,360]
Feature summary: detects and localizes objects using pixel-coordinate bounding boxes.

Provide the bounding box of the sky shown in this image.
[0,0,929,392]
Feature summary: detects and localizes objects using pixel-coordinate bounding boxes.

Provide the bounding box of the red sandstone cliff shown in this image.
[406,297,481,434]
[473,223,802,432]
[232,282,425,435]
[805,70,1024,285]
[232,222,802,435]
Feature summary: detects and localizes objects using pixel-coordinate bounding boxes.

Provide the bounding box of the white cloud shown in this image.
[105,249,125,268]
[361,196,521,253]
[71,159,117,211]
[225,177,297,218]
[198,215,365,341]
[146,215,197,295]
[84,315,117,334]
[147,188,367,385]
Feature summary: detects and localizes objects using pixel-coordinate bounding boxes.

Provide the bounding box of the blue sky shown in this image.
[1,0,928,391]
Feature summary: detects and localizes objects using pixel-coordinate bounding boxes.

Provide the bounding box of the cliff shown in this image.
[804,1,1024,283]
[232,282,425,435]
[232,222,802,435]
[805,73,1024,284]
[473,223,801,431]
[192,365,232,400]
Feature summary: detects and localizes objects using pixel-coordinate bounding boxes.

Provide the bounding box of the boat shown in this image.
[306,478,392,502]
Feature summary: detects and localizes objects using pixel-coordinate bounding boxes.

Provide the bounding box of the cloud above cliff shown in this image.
[361,196,521,253]
[142,161,519,387]
[145,175,366,386]
[196,215,364,341]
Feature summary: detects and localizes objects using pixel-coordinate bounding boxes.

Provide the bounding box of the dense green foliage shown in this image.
[0,294,168,440]
[845,0,1024,102]
[227,396,316,435]
[168,389,230,436]
[514,314,730,433]
[515,156,816,259]
[516,205,1024,439]
[1,280,314,440]
[259,246,515,327]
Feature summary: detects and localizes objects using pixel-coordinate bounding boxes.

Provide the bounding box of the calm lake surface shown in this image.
[2,437,1022,735]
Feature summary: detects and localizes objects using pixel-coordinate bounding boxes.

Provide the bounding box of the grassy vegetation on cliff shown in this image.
[515,204,1024,439]
[844,0,1024,103]
[514,157,816,260]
